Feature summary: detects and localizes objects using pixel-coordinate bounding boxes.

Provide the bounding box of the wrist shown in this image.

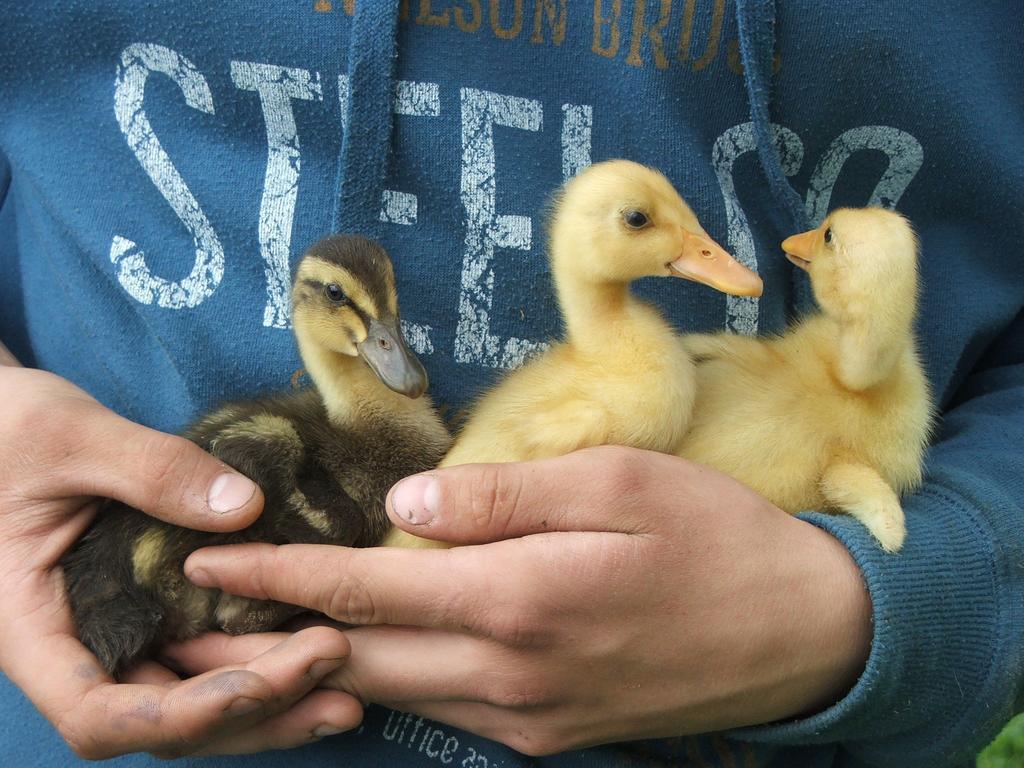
[681,505,874,734]
[782,518,873,719]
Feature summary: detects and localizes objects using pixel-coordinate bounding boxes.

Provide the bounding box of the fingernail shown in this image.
[308,657,346,679]
[313,724,346,739]
[227,696,263,718]
[389,474,439,525]
[208,473,258,514]
[186,566,213,587]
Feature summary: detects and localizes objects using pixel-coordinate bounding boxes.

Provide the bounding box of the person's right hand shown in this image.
[0,364,363,758]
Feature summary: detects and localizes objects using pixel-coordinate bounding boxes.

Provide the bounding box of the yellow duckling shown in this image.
[385,159,762,547]
[676,208,933,552]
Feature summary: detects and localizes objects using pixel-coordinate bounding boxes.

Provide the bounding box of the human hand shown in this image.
[0,365,362,757]
[179,445,872,755]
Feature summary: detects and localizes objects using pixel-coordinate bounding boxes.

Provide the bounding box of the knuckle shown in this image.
[247,551,276,600]
[488,605,551,649]
[591,445,651,501]
[459,464,524,537]
[138,435,202,503]
[487,678,554,710]
[326,561,382,625]
[58,717,110,761]
[0,369,91,442]
[327,665,368,705]
[503,727,564,757]
[141,435,195,484]
[153,708,214,759]
[6,395,49,438]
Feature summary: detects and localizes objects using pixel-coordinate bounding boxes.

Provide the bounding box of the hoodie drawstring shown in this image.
[735,0,815,312]
[332,0,401,237]
[735,0,807,233]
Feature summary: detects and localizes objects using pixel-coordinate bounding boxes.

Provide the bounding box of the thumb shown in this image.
[64,411,264,532]
[385,445,661,544]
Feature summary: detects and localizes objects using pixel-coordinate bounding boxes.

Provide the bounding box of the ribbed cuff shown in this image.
[731,481,1009,767]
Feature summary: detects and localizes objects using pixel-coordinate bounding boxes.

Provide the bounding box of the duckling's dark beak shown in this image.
[357,318,429,399]
[668,230,763,297]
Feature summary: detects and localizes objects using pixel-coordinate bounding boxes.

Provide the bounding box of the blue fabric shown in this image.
[734,0,815,313]
[1,2,1022,767]
[734,0,807,234]
[333,0,401,236]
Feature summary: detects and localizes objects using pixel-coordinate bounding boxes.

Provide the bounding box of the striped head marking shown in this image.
[292,235,428,398]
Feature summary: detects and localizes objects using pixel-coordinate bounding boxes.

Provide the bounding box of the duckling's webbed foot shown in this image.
[62,504,171,676]
[72,591,166,676]
[820,461,906,553]
[215,594,305,635]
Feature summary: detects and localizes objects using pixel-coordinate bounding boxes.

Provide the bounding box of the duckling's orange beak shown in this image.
[668,230,763,297]
[782,229,818,271]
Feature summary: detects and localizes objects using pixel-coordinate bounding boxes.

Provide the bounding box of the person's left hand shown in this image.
[176,446,872,755]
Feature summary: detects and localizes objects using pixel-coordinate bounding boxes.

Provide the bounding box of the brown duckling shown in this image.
[62,235,450,675]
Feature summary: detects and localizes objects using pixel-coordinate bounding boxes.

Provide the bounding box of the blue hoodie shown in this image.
[1,2,1022,766]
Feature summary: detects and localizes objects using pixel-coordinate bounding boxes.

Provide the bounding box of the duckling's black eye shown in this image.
[823,227,833,245]
[324,283,346,304]
[623,210,650,229]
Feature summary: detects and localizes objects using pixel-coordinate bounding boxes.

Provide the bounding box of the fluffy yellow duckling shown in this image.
[385,160,762,547]
[676,208,933,552]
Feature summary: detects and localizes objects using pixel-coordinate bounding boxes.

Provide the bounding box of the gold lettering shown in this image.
[679,0,724,71]
[679,0,695,59]
[592,0,622,58]
[400,0,411,21]
[626,0,671,68]
[531,0,567,45]
[650,0,672,67]
[454,0,483,31]
[314,0,333,13]
[344,0,356,14]
[490,0,524,39]
[418,0,451,26]
[626,0,648,66]
[726,39,742,74]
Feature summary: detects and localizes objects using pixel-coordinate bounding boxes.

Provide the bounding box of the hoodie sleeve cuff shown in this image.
[730,479,1022,767]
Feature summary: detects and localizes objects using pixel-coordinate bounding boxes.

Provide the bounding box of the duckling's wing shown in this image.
[204,413,305,496]
[297,418,402,546]
[516,398,612,460]
[682,332,775,366]
[185,400,269,447]
[283,458,372,545]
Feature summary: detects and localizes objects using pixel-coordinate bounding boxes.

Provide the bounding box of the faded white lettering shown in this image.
[232,61,323,328]
[111,43,223,309]
[711,121,804,334]
[805,125,924,224]
[457,87,545,369]
[561,103,593,180]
